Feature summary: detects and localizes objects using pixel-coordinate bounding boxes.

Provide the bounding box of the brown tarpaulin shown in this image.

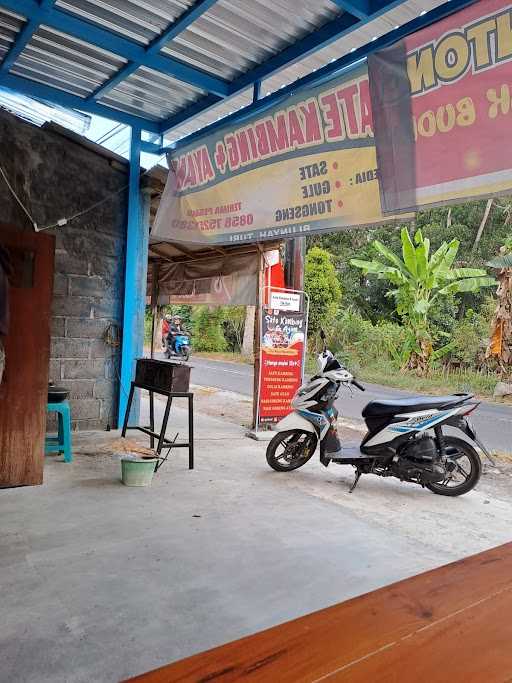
[148,251,258,306]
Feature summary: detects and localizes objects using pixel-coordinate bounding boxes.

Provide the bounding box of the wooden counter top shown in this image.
[126,542,512,682]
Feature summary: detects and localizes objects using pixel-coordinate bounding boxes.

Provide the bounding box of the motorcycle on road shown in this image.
[266,331,492,496]
[165,333,191,362]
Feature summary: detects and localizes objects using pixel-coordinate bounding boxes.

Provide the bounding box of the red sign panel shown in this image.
[258,303,306,425]
[369,0,512,212]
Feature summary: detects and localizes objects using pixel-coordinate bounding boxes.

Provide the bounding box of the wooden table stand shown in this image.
[121,381,194,470]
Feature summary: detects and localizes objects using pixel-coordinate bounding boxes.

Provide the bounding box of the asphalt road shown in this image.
[154,353,512,453]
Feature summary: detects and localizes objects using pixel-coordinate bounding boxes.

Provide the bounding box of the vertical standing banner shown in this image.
[257,289,308,426]
[369,0,512,213]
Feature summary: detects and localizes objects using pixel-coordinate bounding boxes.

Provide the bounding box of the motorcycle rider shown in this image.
[162,313,172,349]
[167,315,186,354]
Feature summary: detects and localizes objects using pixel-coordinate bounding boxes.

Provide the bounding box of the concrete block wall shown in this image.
[49,253,123,431]
[0,110,128,430]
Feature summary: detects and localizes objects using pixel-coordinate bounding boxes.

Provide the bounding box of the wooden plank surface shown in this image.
[126,542,512,683]
[0,226,54,487]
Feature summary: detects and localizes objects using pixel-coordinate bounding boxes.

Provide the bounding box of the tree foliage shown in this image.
[309,198,512,324]
[192,306,227,352]
[486,237,512,371]
[304,246,342,334]
[351,228,495,372]
[222,306,246,352]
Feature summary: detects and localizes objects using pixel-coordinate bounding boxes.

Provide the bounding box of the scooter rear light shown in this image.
[461,403,479,416]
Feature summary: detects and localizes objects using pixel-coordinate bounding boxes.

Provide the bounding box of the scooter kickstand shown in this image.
[348,469,362,493]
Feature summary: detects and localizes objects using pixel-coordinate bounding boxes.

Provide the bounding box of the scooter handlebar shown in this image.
[352,379,365,392]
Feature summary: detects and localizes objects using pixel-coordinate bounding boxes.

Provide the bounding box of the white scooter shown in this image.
[266,331,490,495]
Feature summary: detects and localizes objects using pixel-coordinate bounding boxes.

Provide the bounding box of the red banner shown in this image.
[258,303,306,425]
[369,0,512,212]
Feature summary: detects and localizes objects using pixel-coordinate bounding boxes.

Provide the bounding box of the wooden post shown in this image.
[150,262,159,359]
[285,236,306,290]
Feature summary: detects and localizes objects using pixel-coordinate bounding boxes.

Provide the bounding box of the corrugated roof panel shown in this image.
[162,0,447,137]
[102,66,204,121]
[161,0,342,79]
[55,0,195,45]
[0,7,25,65]
[261,0,446,96]
[9,25,126,98]
[164,87,253,142]
[0,0,457,131]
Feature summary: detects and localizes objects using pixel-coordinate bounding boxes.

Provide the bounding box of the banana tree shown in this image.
[486,238,512,372]
[351,228,496,373]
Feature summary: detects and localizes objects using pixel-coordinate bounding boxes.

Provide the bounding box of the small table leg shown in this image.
[157,395,173,455]
[121,382,135,437]
[149,390,155,450]
[188,393,194,470]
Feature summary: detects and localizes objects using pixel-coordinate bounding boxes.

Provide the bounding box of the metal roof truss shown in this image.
[0,0,476,149]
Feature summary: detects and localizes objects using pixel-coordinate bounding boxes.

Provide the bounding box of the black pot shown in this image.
[48,385,70,403]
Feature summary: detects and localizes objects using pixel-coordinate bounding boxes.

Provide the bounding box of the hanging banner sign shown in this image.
[369,0,512,213]
[257,291,307,425]
[153,64,408,246]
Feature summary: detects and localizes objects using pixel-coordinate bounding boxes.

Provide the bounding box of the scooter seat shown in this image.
[362,394,472,418]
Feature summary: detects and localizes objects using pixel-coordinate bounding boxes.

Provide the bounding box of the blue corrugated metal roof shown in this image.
[0,0,476,145]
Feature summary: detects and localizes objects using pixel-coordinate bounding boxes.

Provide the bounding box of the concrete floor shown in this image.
[1,399,508,683]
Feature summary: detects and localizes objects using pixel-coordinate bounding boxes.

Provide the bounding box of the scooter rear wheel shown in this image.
[266,430,318,472]
[426,436,482,497]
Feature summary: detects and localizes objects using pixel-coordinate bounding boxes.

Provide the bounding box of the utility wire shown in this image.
[0,149,168,232]
[0,165,38,231]
[95,123,124,145]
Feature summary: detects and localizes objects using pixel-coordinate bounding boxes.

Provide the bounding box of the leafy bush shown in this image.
[305,246,342,334]
[449,300,494,367]
[326,308,407,368]
[192,306,227,352]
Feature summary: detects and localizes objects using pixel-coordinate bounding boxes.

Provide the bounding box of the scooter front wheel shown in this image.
[266,430,318,472]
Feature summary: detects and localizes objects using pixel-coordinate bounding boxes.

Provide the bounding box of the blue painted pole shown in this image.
[118,125,148,428]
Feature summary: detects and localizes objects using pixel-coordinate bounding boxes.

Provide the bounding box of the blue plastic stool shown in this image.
[45,401,73,463]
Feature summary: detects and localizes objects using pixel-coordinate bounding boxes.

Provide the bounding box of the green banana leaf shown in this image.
[437,276,496,296]
[487,253,512,269]
[415,236,429,281]
[445,267,489,280]
[431,341,457,361]
[372,240,409,275]
[401,228,418,277]
[435,239,459,275]
[412,300,430,315]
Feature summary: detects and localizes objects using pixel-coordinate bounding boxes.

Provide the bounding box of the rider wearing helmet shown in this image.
[168,315,185,353]
[162,313,172,348]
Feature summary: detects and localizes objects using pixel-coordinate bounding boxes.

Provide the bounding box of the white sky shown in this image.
[86,113,165,170]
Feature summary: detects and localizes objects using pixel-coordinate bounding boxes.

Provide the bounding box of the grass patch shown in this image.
[306,355,501,400]
[358,361,497,398]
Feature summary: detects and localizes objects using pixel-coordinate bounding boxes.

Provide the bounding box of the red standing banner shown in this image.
[257,291,307,426]
[369,0,512,212]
